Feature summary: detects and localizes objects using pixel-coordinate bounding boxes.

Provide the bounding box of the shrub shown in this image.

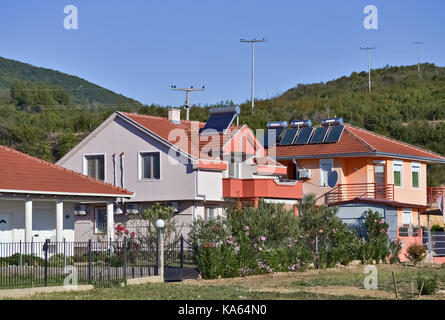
[196,244,238,279]
[358,210,390,264]
[405,243,426,265]
[389,239,402,264]
[7,254,44,266]
[431,224,445,232]
[48,254,75,267]
[417,272,438,295]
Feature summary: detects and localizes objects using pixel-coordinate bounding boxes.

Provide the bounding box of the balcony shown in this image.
[222,178,302,200]
[325,183,395,206]
[427,187,445,205]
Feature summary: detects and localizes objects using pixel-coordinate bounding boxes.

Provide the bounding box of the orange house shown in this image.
[268,120,445,260]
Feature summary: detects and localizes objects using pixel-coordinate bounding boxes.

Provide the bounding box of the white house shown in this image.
[0,144,134,245]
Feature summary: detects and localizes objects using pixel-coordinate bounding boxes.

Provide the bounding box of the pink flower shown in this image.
[226,240,233,245]
[374,219,377,223]
[245,232,249,236]
[258,247,263,251]
[244,226,249,231]
[288,244,292,247]
[260,236,266,241]
[319,229,323,233]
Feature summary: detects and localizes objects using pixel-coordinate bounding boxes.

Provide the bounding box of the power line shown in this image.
[360,46,377,91]
[240,38,266,114]
[412,41,424,79]
[170,85,205,120]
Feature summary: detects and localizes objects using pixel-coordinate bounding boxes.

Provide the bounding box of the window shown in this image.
[320,159,333,187]
[411,162,421,188]
[205,207,217,220]
[139,152,160,180]
[402,208,412,226]
[393,160,403,187]
[94,207,107,233]
[228,161,241,178]
[84,155,105,180]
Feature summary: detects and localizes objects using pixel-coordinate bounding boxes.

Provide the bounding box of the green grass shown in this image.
[11,282,364,300]
[292,265,445,299]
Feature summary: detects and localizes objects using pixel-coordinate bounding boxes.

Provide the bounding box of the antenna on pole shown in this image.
[360,46,377,91]
[171,85,205,120]
[412,41,424,79]
[240,37,266,114]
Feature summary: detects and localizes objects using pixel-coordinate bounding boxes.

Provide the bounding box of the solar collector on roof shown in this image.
[294,127,313,145]
[279,128,299,145]
[325,125,345,143]
[310,127,329,144]
[201,106,240,134]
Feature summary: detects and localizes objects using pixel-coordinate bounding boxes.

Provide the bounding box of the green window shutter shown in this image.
[412,171,419,188]
[394,171,401,186]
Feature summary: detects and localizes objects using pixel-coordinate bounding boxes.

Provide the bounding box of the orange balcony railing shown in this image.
[223,178,303,200]
[325,183,395,205]
[427,187,445,205]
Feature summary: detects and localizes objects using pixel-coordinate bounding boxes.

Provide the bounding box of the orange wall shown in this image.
[282,157,428,207]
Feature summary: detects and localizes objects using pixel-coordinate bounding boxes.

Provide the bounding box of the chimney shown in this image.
[168,108,181,124]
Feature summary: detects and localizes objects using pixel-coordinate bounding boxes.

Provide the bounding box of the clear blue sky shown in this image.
[0,0,444,107]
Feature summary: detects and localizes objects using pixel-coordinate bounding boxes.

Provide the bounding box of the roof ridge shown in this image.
[346,124,445,159]
[0,145,133,195]
[343,126,377,152]
[119,111,206,126]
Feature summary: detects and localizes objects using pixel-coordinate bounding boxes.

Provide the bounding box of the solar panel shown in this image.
[201,112,237,133]
[325,125,345,143]
[279,128,299,145]
[263,128,284,147]
[294,127,313,145]
[310,127,329,144]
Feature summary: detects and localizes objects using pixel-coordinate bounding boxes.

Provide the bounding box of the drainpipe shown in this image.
[293,157,299,181]
[120,152,125,205]
[112,153,117,187]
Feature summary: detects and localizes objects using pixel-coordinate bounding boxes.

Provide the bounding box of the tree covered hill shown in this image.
[0,59,444,185]
[0,56,142,107]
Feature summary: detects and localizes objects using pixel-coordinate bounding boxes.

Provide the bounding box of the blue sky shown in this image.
[0,0,444,107]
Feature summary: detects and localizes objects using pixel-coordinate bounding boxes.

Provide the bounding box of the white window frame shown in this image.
[94,207,107,234]
[393,160,403,187]
[319,159,333,187]
[228,161,241,179]
[83,153,106,181]
[402,208,413,226]
[138,151,161,181]
[411,162,421,189]
[204,206,218,221]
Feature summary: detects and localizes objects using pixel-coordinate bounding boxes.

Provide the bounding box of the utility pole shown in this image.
[412,41,424,79]
[360,47,377,91]
[171,85,205,120]
[240,38,266,114]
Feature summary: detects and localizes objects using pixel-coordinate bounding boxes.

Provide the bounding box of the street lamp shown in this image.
[156,219,165,280]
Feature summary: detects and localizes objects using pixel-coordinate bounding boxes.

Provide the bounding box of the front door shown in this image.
[94,207,107,234]
[0,214,12,243]
[374,162,386,199]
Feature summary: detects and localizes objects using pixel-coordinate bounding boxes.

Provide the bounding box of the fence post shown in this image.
[155,234,159,276]
[180,235,184,269]
[19,240,22,267]
[43,239,49,287]
[87,239,92,284]
[158,229,164,280]
[123,236,127,284]
[315,236,319,269]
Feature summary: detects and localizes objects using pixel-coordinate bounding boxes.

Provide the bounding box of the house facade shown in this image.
[57,107,302,240]
[0,144,133,247]
[266,118,445,242]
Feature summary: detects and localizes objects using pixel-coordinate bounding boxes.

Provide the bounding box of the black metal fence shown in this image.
[423,231,445,257]
[0,236,196,289]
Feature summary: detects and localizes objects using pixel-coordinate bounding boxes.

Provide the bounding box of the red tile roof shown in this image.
[275,124,445,163]
[120,112,241,160]
[0,145,133,197]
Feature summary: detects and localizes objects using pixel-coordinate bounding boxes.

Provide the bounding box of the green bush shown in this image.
[431,225,445,232]
[48,254,75,267]
[358,210,390,264]
[6,254,44,267]
[389,239,402,264]
[196,244,238,279]
[405,243,426,265]
[417,272,438,295]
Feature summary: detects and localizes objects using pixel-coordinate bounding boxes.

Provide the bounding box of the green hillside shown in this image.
[0,59,444,185]
[0,56,142,106]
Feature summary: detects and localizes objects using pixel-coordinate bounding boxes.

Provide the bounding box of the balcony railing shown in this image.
[222,178,303,200]
[427,187,445,205]
[325,183,395,205]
